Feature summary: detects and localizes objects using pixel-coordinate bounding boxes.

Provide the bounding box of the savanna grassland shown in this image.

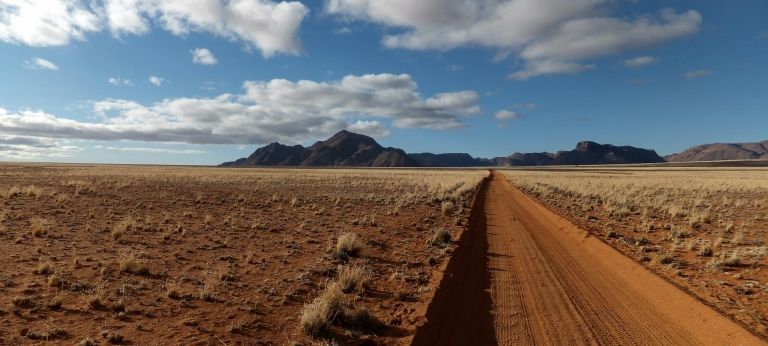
[505,168,768,337]
[0,164,487,345]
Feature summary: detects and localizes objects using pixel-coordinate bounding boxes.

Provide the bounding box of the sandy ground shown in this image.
[504,168,768,338]
[0,164,485,345]
[411,171,763,345]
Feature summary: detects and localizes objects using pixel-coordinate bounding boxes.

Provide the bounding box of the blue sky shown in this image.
[0,0,766,164]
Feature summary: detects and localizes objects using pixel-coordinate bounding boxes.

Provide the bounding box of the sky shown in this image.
[0,0,766,165]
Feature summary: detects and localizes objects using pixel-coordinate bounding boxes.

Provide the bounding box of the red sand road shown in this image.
[411,171,763,345]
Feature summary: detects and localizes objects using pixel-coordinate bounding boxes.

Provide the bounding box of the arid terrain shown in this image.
[2,163,766,345]
[0,164,486,345]
[504,168,768,338]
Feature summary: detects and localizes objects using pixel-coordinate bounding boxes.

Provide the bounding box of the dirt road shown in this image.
[412,171,763,345]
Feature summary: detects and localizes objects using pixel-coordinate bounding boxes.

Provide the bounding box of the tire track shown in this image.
[412,170,763,345]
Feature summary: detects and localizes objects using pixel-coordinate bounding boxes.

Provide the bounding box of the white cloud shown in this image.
[0,74,479,145]
[0,0,308,57]
[0,0,100,46]
[149,75,164,86]
[684,69,713,79]
[347,120,389,138]
[108,77,133,86]
[494,110,523,121]
[191,48,217,65]
[111,0,309,56]
[95,145,205,154]
[23,57,59,70]
[0,136,81,160]
[326,0,701,79]
[509,59,595,80]
[623,56,658,68]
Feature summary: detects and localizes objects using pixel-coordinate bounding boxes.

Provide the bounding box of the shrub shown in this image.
[118,253,150,276]
[30,217,48,237]
[299,282,345,336]
[337,265,370,294]
[334,232,363,260]
[428,229,452,247]
[697,244,713,257]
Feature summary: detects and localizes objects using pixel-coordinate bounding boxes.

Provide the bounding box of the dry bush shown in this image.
[337,265,370,294]
[428,229,452,247]
[698,244,713,257]
[334,232,363,260]
[111,218,134,240]
[118,253,150,276]
[299,282,345,336]
[30,217,48,237]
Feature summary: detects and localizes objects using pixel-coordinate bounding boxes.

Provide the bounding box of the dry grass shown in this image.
[118,253,150,276]
[428,229,452,247]
[0,164,487,344]
[30,217,48,237]
[334,232,364,260]
[299,282,345,336]
[505,168,768,336]
[337,265,370,294]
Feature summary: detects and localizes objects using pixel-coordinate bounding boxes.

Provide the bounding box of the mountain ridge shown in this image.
[222,131,666,167]
[665,140,768,162]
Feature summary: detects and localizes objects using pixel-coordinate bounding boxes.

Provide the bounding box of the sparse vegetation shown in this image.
[299,282,346,336]
[428,228,452,246]
[334,232,364,260]
[506,168,768,337]
[0,165,486,344]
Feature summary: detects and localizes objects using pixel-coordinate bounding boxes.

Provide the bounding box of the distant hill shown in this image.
[549,141,665,165]
[221,130,420,167]
[409,153,486,167]
[665,140,768,162]
[222,132,665,167]
[490,141,664,166]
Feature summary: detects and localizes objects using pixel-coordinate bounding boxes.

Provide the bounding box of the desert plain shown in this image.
[0,163,766,345]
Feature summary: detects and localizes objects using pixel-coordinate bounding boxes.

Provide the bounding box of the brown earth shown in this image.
[412,171,763,345]
[0,164,484,345]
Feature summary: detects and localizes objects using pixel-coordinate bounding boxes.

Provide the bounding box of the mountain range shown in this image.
[222,131,768,167]
[222,130,673,167]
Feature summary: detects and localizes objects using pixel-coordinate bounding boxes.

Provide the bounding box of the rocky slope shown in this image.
[665,141,768,162]
[221,130,420,167]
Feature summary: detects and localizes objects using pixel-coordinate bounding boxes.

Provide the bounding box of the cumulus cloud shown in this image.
[0,0,100,46]
[326,0,701,79]
[0,0,308,56]
[23,57,59,70]
[623,56,658,68]
[0,74,479,146]
[0,136,81,160]
[347,120,389,138]
[108,77,133,86]
[494,110,523,121]
[191,48,217,65]
[683,69,713,79]
[510,60,595,80]
[148,75,164,86]
[95,145,205,154]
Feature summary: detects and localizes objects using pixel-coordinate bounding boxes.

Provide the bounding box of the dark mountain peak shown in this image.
[316,130,379,149]
[222,130,418,167]
[574,141,602,151]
